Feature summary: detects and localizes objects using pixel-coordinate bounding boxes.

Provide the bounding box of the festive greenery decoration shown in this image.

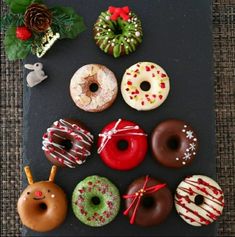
[1,0,86,60]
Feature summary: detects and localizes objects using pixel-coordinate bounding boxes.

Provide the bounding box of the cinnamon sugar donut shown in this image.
[70,64,118,112]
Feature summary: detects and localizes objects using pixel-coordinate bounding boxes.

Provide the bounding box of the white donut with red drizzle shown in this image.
[121,62,170,111]
[175,175,224,226]
[42,119,94,168]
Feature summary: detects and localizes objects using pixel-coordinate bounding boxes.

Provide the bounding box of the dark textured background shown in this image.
[0,0,234,236]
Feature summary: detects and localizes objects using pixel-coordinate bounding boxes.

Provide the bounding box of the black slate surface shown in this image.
[23,0,215,236]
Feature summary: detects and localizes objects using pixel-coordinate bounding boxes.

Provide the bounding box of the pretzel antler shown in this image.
[24,166,34,185]
[49,165,57,182]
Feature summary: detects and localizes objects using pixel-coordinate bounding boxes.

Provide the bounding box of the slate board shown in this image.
[23,0,215,236]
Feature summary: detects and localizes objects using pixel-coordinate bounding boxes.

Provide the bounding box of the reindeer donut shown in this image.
[17,166,67,232]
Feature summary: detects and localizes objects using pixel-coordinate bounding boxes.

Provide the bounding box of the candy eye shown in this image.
[27,192,30,195]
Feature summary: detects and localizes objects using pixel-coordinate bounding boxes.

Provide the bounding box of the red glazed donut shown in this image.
[97,119,147,170]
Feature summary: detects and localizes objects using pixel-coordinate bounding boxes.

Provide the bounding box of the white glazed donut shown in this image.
[70,64,118,112]
[121,62,170,111]
[175,175,224,227]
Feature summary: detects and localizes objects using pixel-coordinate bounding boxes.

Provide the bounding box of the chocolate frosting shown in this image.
[43,118,93,168]
[125,176,173,227]
[151,119,199,168]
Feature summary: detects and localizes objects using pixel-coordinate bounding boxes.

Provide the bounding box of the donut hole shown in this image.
[91,196,101,206]
[61,139,73,151]
[113,24,123,35]
[194,195,204,206]
[117,139,129,151]
[140,81,151,91]
[141,196,155,209]
[38,203,47,212]
[89,83,99,93]
[167,136,181,151]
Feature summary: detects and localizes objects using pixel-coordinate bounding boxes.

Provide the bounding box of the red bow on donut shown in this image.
[123,175,166,224]
[108,6,130,21]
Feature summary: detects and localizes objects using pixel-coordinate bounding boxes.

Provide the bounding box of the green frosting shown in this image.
[72,175,120,227]
[94,11,143,58]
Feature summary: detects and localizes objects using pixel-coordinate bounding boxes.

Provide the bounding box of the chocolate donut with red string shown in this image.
[175,175,224,226]
[123,176,173,226]
[42,119,94,168]
[97,119,147,170]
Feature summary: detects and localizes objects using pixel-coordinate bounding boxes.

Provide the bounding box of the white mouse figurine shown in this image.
[24,62,48,87]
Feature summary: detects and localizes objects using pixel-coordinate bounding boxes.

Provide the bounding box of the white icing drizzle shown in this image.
[42,119,94,168]
[97,119,147,154]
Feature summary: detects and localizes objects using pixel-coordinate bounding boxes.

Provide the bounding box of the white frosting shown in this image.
[121,62,170,111]
[70,64,118,111]
[175,175,224,227]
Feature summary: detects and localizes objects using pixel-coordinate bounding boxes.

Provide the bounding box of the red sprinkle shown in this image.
[152,94,156,98]
[160,83,165,88]
[159,95,163,100]
[161,73,167,78]
[145,66,151,71]
[127,81,132,85]
[141,101,144,105]
[151,65,155,69]
[152,73,155,77]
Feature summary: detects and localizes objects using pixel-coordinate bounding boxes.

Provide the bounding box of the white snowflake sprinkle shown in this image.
[186,130,194,139]
[189,143,196,151]
[183,152,191,161]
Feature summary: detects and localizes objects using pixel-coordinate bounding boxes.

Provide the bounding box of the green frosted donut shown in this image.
[93,6,143,58]
[72,175,120,227]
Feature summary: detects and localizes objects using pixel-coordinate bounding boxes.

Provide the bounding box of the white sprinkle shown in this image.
[176,157,179,161]
[129,13,131,16]
[193,138,197,141]
[135,31,140,37]
[135,24,138,27]
[193,152,196,155]
[111,43,115,46]
[131,38,134,42]
[51,194,55,198]
[108,41,110,43]
[108,29,111,32]
[77,160,83,165]
[105,37,108,40]
[105,16,110,20]
[103,25,107,28]
[112,39,116,42]
[126,46,129,48]
[127,39,130,42]
[23,197,26,201]
[184,125,187,128]
[98,24,101,27]
[186,149,189,152]
[182,161,186,165]
[182,129,186,132]
[121,43,124,45]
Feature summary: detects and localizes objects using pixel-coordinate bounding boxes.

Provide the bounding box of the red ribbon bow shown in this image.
[108,6,130,21]
[123,175,166,224]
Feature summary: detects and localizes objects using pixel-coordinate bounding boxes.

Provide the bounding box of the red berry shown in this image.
[16,26,32,41]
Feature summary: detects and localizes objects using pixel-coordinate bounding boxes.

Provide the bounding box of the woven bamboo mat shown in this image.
[0,0,234,236]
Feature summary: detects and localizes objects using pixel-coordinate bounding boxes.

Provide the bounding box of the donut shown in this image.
[93,6,143,58]
[70,64,118,112]
[151,119,199,168]
[17,166,67,232]
[72,175,120,227]
[123,176,173,226]
[121,62,170,111]
[175,175,224,226]
[97,119,147,170]
[42,118,94,168]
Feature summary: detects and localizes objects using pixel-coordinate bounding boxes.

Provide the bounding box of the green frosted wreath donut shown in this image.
[93,6,143,58]
[72,175,120,227]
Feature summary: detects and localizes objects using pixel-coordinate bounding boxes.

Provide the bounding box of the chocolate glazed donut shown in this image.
[42,118,94,168]
[123,176,173,227]
[151,119,199,168]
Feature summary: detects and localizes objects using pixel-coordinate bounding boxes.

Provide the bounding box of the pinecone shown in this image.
[24,4,52,33]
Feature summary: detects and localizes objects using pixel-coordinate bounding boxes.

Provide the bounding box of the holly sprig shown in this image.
[1,0,86,60]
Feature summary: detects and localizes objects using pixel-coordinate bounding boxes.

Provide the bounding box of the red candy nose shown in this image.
[35,191,42,197]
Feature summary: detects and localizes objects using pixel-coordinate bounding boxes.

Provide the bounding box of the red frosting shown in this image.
[97,119,147,170]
